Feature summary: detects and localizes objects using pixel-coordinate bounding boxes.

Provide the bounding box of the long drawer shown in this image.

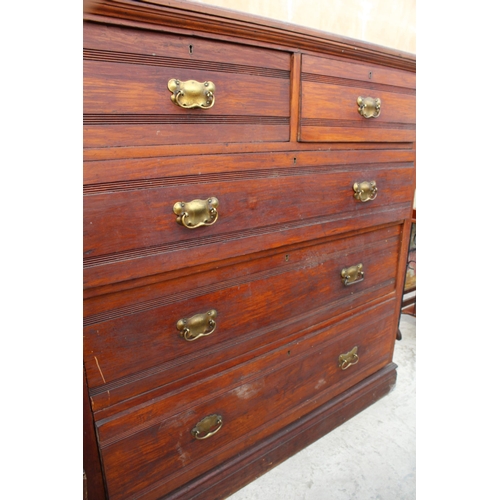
[83,155,414,288]
[83,22,290,147]
[300,54,416,143]
[84,223,402,412]
[96,298,397,499]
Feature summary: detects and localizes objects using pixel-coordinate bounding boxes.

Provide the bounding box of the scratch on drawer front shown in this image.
[176,442,190,466]
[94,356,106,383]
[235,382,261,400]
[315,378,326,390]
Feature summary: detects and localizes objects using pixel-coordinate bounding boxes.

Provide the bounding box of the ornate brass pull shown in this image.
[191,414,223,440]
[341,263,364,286]
[176,310,217,342]
[173,197,219,229]
[339,346,359,370]
[168,79,215,109]
[357,96,381,118]
[353,180,377,202]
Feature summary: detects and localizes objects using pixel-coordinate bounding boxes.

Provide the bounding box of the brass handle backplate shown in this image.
[168,79,215,109]
[353,181,377,202]
[341,263,364,286]
[173,197,219,229]
[339,346,359,370]
[177,309,217,341]
[357,96,381,118]
[191,414,223,440]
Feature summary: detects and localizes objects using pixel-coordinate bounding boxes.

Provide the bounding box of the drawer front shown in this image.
[83,156,414,287]
[83,22,290,147]
[96,298,397,500]
[84,224,402,411]
[300,55,415,143]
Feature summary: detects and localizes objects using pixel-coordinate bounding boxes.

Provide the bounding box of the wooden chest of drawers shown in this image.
[83,1,416,499]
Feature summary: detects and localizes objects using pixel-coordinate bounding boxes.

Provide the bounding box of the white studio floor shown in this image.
[227,314,416,500]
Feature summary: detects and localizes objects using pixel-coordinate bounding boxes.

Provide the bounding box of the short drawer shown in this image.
[95,298,397,499]
[299,54,415,143]
[83,153,414,287]
[84,224,402,410]
[83,22,290,147]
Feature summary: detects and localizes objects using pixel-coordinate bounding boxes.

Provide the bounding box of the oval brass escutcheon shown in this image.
[353,180,377,202]
[357,96,381,118]
[168,79,215,109]
[177,309,217,341]
[339,346,359,370]
[173,197,219,229]
[341,263,364,286]
[191,414,223,440]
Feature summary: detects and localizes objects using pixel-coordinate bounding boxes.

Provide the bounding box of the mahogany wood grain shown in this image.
[83,152,414,289]
[97,298,396,443]
[299,53,415,144]
[84,141,415,162]
[83,164,412,258]
[84,21,291,148]
[84,123,290,148]
[82,2,416,497]
[301,83,415,123]
[166,362,397,500]
[299,125,415,143]
[92,288,397,419]
[84,0,415,71]
[84,202,410,289]
[84,63,290,117]
[83,222,400,318]
[96,299,396,499]
[84,225,401,394]
[289,52,302,141]
[83,20,290,70]
[302,54,416,89]
[83,149,415,185]
[300,84,415,143]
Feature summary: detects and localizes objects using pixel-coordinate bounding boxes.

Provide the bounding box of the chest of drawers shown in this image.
[83,1,416,498]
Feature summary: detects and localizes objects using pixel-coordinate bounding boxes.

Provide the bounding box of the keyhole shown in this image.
[369,71,372,79]
[189,44,193,54]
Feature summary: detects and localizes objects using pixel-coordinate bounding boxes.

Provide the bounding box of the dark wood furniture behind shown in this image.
[83,1,416,498]
[401,208,416,316]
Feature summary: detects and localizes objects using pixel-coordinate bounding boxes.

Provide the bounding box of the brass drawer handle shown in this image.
[353,180,377,202]
[168,79,215,109]
[341,263,364,286]
[192,414,223,440]
[357,96,381,118]
[177,310,217,341]
[173,197,219,229]
[339,346,359,370]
